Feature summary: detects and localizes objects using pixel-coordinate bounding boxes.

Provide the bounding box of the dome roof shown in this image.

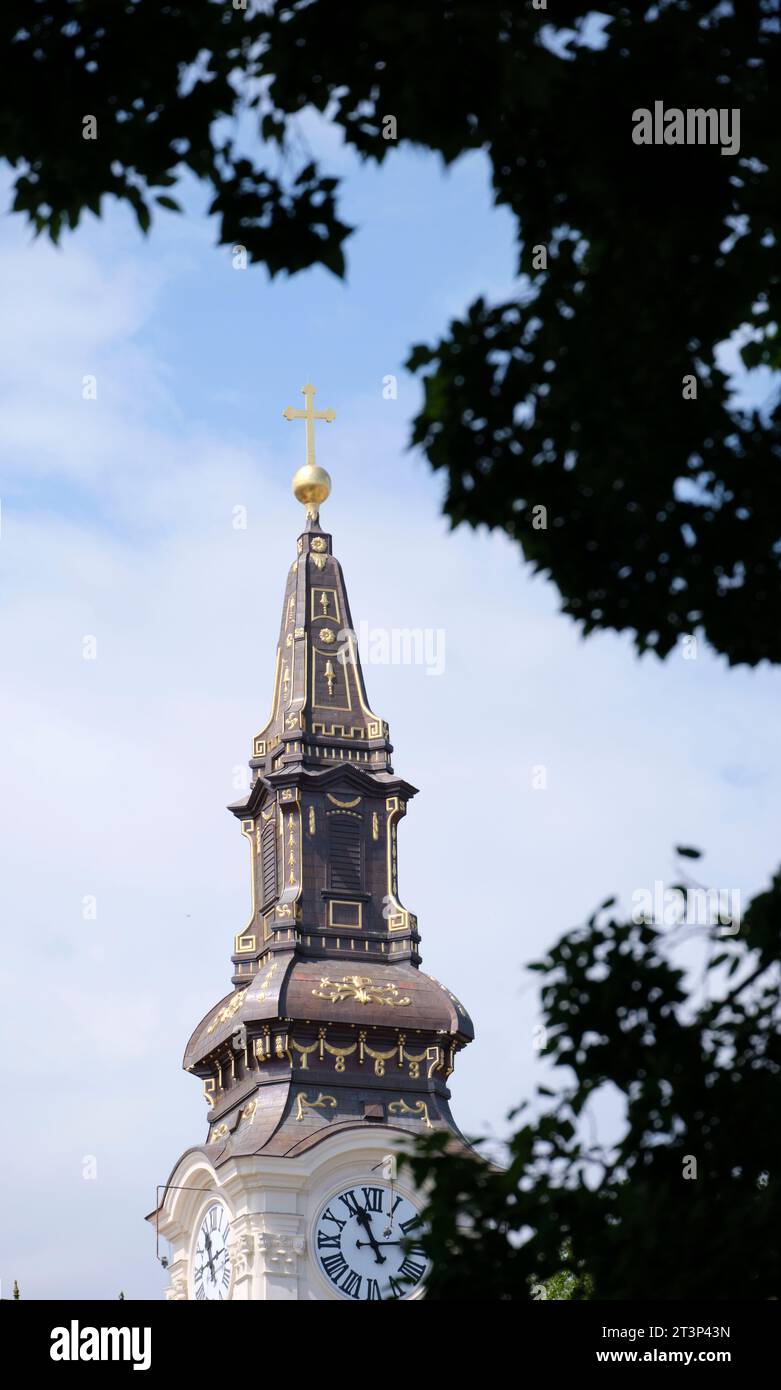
[184,955,472,1071]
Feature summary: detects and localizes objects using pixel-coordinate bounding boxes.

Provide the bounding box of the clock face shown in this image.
[313,1183,427,1301]
[192,1202,232,1301]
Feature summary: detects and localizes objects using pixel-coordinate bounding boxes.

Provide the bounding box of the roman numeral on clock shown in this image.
[321,1251,349,1284]
[337,1188,362,1217]
[340,1269,362,1299]
[399,1255,426,1285]
[320,1206,346,1232]
[360,1186,384,1212]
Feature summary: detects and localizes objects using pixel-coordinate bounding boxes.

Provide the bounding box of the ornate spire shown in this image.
[182,394,473,1161]
[247,399,391,782]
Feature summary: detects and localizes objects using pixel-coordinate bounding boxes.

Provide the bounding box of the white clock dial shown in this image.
[192,1201,233,1301]
[314,1183,427,1301]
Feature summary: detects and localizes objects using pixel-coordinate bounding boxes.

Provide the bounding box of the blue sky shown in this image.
[1,120,780,1299]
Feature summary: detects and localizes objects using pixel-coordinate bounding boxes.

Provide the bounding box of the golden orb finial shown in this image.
[292,462,332,514]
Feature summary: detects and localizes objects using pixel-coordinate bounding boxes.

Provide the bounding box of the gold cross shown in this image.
[282,382,336,469]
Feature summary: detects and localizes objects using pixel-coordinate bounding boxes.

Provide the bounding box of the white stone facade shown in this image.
[155,1130,423,1301]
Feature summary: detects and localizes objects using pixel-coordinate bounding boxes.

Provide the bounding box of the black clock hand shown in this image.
[204,1231,217,1280]
[355,1208,386,1265]
[356,1240,401,1249]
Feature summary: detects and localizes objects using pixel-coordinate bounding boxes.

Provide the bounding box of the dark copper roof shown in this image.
[184,957,473,1068]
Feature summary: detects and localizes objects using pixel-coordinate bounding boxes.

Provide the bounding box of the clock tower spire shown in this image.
[150,388,474,1302]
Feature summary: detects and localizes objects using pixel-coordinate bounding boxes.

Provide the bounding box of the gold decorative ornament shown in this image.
[290,1038,319,1069]
[384,796,412,931]
[284,382,335,522]
[319,628,335,644]
[311,537,327,552]
[295,1092,337,1122]
[324,1039,357,1073]
[328,899,362,929]
[241,1099,257,1124]
[327,793,361,809]
[425,1045,444,1078]
[253,961,279,1003]
[402,1044,429,1079]
[388,1099,433,1129]
[287,811,296,886]
[311,588,339,623]
[207,989,247,1034]
[324,659,336,696]
[311,553,327,570]
[364,1042,397,1077]
[210,1123,229,1143]
[312,975,411,1007]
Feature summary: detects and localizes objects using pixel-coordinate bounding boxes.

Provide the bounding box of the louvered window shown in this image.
[261,822,277,905]
[329,815,362,892]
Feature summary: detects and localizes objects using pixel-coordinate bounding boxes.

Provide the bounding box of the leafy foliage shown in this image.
[540,1265,592,1302]
[2,3,779,661]
[0,2,351,274]
[404,866,781,1299]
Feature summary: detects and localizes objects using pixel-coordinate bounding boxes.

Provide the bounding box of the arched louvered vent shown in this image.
[328,814,363,892]
[261,821,277,905]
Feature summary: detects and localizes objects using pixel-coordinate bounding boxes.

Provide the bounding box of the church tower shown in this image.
[150,385,474,1301]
